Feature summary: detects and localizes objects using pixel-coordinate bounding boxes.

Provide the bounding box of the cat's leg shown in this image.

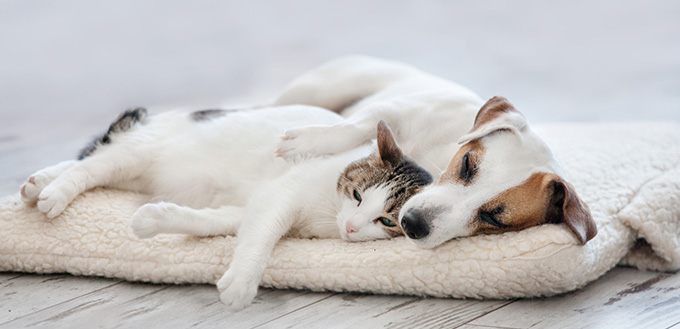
[276,102,401,159]
[274,57,417,159]
[21,160,78,204]
[31,107,150,218]
[36,147,149,219]
[216,184,298,311]
[130,202,243,238]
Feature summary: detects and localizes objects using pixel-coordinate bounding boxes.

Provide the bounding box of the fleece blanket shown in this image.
[1,122,679,299]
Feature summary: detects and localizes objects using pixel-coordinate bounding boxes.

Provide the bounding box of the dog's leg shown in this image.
[274,56,411,113]
[21,160,78,204]
[130,202,243,238]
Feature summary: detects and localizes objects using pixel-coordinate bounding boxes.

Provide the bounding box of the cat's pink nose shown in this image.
[346,222,358,233]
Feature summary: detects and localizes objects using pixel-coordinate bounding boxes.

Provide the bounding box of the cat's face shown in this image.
[336,121,433,242]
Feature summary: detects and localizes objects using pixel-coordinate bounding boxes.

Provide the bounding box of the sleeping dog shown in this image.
[275,55,597,248]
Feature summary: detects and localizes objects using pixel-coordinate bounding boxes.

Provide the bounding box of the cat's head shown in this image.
[336,121,433,241]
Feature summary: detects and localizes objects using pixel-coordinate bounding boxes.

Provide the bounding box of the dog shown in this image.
[275,55,597,248]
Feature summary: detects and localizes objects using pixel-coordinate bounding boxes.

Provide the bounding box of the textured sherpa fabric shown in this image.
[1,122,679,298]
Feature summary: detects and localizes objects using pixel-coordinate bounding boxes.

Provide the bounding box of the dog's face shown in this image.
[399,96,597,248]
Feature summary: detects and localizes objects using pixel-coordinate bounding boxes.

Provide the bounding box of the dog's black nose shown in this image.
[401,209,430,240]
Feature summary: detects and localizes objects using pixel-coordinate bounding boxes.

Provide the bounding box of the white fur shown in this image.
[336,185,393,242]
[275,55,568,248]
[21,105,400,311]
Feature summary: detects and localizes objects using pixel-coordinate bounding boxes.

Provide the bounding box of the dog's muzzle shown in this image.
[401,209,430,240]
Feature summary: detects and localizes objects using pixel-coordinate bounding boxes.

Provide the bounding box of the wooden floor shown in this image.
[2,1,680,328]
[1,268,679,329]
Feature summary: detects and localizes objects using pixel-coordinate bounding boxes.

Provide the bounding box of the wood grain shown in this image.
[2,281,336,329]
[0,274,120,324]
[257,292,513,329]
[468,267,680,329]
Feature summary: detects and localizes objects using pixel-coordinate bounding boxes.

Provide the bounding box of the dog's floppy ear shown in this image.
[458,96,527,144]
[377,120,403,166]
[546,177,598,244]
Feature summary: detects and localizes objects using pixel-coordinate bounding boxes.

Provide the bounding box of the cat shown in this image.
[20,104,433,310]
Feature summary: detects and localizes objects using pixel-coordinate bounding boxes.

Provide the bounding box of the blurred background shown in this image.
[1,0,679,191]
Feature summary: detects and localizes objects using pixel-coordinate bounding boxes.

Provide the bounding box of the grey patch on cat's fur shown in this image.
[382,160,434,215]
[191,109,240,122]
[78,107,148,160]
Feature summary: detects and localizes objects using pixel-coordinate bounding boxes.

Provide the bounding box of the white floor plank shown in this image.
[0,274,121,324]
[468,267,680,329]
[257,292,512,329]
[1,278,336,329]
[457,325,522,329]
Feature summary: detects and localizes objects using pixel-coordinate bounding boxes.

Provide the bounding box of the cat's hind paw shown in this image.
[21,176,42,204]
[21,174,54,205]
[130,203,167,239]
[217,269,259,312]
[36,186,70,219]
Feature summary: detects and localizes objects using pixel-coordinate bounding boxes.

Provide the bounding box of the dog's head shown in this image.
[399,96,597,248]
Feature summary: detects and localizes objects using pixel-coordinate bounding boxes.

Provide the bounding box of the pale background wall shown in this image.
[1,0,679,191]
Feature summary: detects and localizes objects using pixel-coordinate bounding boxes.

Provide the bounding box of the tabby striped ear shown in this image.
[377,120,403,166]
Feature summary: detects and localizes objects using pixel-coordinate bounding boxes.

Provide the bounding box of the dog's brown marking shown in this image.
[470,96,519,131]
[439,141,484,186]
[469,172,597,244]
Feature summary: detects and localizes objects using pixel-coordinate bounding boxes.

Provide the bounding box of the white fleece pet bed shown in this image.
[2,122,679,298]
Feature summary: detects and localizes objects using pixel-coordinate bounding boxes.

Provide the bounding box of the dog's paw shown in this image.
[36,186,70,219]
[217,269,260,312]
[130,203,173,239]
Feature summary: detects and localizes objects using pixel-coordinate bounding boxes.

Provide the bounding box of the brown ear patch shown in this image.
[471,96,519,131]
[471,173,597,244]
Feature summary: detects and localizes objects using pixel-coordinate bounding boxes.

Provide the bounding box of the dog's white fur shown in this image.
[275,55,592,249]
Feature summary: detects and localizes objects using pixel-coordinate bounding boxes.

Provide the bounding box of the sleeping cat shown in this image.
[20,105,432,310]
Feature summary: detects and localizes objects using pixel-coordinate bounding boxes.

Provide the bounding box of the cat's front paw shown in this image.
[217,269,260,311]
[276,124,359,160]
[36,186,70,219]
[130,203,171,239]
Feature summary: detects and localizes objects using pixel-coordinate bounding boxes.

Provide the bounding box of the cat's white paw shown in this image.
[21,175,50,204]
[21,177,40,204]
[277,124,358,160]
[36,186,70,218]
[217,269,260,311]
[130,203,171,239]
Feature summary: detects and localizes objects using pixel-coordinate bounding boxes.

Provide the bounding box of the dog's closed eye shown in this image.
[479,206,507,228]
[460,151,476,183]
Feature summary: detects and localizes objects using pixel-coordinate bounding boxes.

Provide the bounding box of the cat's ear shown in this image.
[377,120,404,166]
